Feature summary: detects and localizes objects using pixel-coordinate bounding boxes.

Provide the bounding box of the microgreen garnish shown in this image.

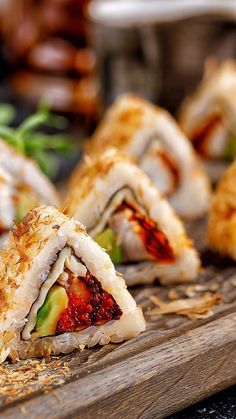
[0,103,73,178]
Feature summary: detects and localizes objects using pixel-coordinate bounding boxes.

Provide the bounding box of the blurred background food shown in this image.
[0,0,235,180]
[0,0,100,121]
[0,0,101,179]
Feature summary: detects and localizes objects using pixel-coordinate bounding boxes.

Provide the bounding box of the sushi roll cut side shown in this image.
[179,61,236,181]
[0,139,59,245]
[0,206,145,363]
[208,160,236,260]
[85,93,211,219]
[65,150,200,286]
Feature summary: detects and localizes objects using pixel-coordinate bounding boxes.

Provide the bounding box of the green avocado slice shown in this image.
[33,285,68,339]
[224,134,236,161]
[94,228,123,265]
[15,190,40,224]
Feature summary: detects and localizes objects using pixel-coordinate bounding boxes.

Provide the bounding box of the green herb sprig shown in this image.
[0,102,73,179]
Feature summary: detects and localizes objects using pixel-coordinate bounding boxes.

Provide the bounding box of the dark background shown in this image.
[169,385,236,419]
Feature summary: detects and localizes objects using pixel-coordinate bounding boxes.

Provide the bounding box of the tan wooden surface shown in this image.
[1,219,236,419]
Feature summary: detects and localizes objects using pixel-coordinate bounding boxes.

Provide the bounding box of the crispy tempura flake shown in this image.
[0,357,71,403]
[148,292,222,319]
[184,283,220,298]
[167,289,180,301]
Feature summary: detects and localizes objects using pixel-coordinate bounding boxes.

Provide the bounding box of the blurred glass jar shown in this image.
[0,0,101,123]
[90,23,161,106]
[88,0,236,113]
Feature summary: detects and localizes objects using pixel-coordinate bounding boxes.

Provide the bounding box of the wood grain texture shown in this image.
[1,219,236,419]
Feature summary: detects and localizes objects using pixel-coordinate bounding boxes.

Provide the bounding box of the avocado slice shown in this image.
[225,134,236,161]
[94,228,123,265]
[33,285,68,338]
[15,190,40,224]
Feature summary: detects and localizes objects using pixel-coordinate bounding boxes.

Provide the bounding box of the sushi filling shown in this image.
[57,270,122,333]
[95,200,175,265]
[0,182,42,237]
[0,226,7,235]
[22,247,122,340]
[191,113,236,160]
[139,142,180,195]
[15,185,42,224]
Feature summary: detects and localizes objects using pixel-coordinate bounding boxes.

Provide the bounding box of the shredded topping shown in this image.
[0,358,71,403]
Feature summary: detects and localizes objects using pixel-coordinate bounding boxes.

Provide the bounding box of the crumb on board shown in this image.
[167,289,180,300]
[229,276,236,287]
[184,283,220,298]
[0,358,70,403]
[52,391,63,404]
[148,292,222,319]
[20,405,28,416]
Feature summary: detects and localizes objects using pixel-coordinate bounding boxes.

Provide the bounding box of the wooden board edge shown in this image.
[2,309,236,418]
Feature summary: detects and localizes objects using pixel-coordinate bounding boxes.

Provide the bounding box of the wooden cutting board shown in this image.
[1,219,236,419]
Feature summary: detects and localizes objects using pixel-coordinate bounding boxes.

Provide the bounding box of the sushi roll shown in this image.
[86,94,211,219]
[208,159,236,260]
[64,150,200,286]
[179,60,236,181]
[0,206,145,363]
[0,139,59,245]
